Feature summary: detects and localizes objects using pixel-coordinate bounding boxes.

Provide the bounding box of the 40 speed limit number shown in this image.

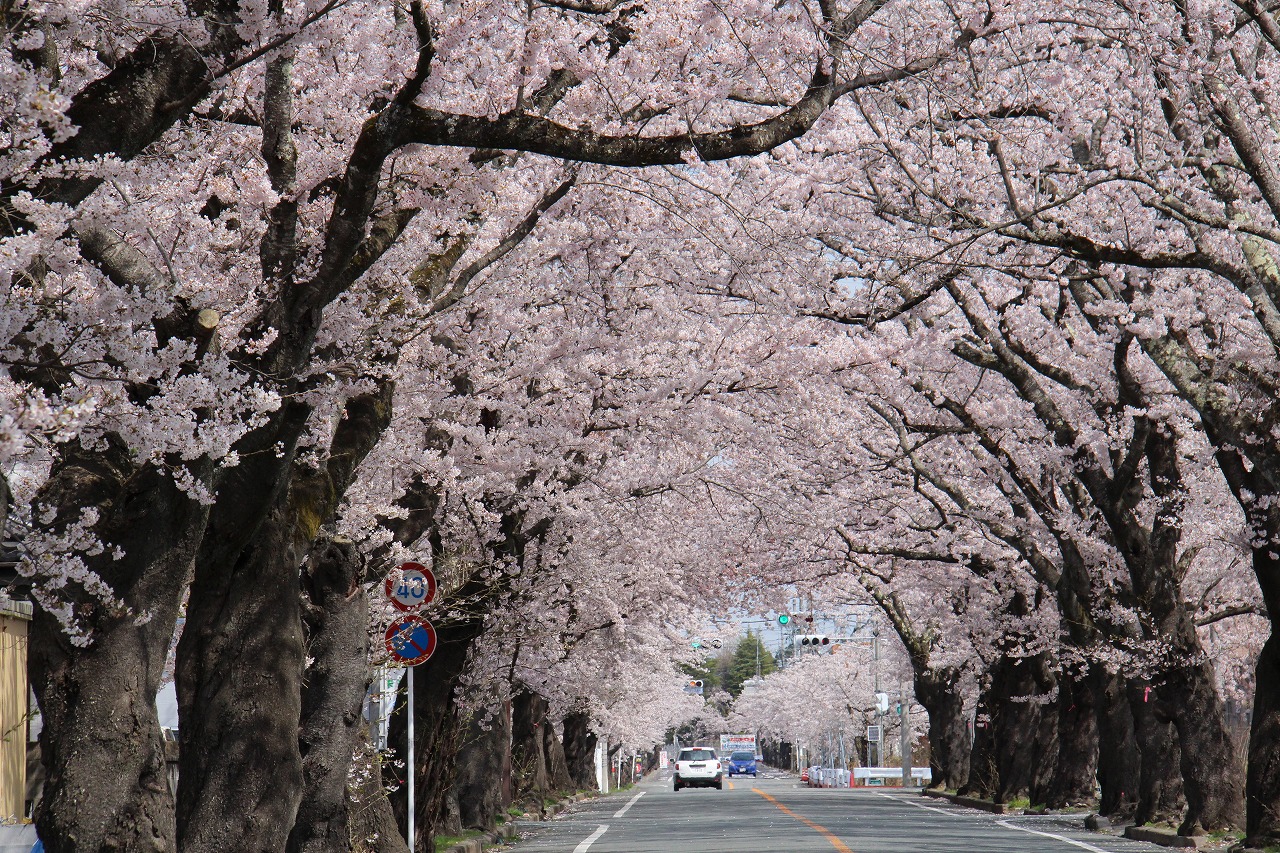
[385,561,437,611]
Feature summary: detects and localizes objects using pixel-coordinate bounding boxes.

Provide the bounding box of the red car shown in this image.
[800,768,810,783]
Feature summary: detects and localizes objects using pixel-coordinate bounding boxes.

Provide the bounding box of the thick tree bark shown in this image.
[562,711,598,790]
[1165,662,1244,834]
[1094,670,1141,818]
[961,593,1057,805]
[1129,681,1185,827]
[1246,507,1280,845]
[962,673,1000,799]
[347,742,411,853]
[176,491,308,853]
[1117,427,1243,832]
[28,447,209,853]
[287,536,372,853]
[512,690,551,800]
[544,715,574,793]
[913,665,969,790]
[1045,665,1098,809]
[177,387,391,853]
[450,698,513,831]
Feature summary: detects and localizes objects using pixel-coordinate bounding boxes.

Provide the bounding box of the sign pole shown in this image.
[384,560,437,853]
[408,665,415,851]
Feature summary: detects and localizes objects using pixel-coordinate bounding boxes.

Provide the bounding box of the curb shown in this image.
[1123,826,1204,848]
[437,822,519,853]
[920,789,1006,814]
[438,790,599,853]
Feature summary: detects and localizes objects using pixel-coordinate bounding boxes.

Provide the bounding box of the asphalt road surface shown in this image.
[507,771,1176,853]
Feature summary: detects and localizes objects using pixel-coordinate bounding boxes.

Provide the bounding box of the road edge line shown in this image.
[612,791,646,818]
[571,824,609,853]
[994,818,1114,852]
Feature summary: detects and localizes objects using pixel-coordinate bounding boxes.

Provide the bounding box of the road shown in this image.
[507,770,1176,853]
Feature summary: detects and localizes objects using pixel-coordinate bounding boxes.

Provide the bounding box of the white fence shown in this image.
[806,766,931,787]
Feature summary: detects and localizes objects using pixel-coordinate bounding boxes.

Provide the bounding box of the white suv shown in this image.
[673,747,722,790]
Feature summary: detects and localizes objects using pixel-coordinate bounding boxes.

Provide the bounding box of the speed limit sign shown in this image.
[385,562,437,612]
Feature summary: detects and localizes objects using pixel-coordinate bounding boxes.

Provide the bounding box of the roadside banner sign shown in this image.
[385,614,438,666]
[385,562,437,611]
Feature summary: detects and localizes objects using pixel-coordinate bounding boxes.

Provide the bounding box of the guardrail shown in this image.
[805,766,932,788]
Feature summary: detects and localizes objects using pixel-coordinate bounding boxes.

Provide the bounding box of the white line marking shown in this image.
[872,792,970,818]
[995,819,1114,852]
[876,794,1117,851]
[613,791,646,817]
[572,824,609,853]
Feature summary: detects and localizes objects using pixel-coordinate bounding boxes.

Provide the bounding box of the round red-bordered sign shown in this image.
[385,561,437,612]
[385,614,438,666]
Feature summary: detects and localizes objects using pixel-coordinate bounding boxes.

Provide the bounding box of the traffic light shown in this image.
[711,638,723,649]
[689,680,704,688]
[819,635,830,645]
[691,637,703,649]
[778,614,791,626]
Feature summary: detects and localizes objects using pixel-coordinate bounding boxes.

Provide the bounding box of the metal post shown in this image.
[872,636,880,766]
[408,666,415,852]
[901,695,912,789]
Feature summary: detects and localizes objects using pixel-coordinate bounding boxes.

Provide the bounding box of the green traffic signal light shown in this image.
[778,614,791,625]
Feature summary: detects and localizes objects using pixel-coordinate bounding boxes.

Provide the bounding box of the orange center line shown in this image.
[753,789,854,853]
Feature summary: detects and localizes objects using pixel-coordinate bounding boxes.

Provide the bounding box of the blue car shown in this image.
[727,750,758,777]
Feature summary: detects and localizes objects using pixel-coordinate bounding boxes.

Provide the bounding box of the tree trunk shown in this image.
[962,644,1056,804]
[913,666,969,790]
[176,495,308,853]
[512,690,550,800]
[1130,427,1243,833]
[1166,662,1244,834]
[1045,665,1098,809]
[29,449,209,853]
[1129,681,1185,826]
[1246,510,1280,845]
[173,403,310,853]
[287,536,371,853]
[544,716,574,793]
[562,711,598,790]
[348,742,410,853]
[1094,670,1141,818]
[177,388,391,853]
[961,675,1000,800]
[450,698,512,831]
[1022,657,1059,807]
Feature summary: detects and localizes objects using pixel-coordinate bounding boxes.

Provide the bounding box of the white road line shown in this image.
[995,819,1114,852]
[876,793,1118,852]
[871,792,970,818]
[572,824,609,853]
[613,791,646,817]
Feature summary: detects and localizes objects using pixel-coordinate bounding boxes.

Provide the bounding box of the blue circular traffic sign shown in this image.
[385,614,437,666]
